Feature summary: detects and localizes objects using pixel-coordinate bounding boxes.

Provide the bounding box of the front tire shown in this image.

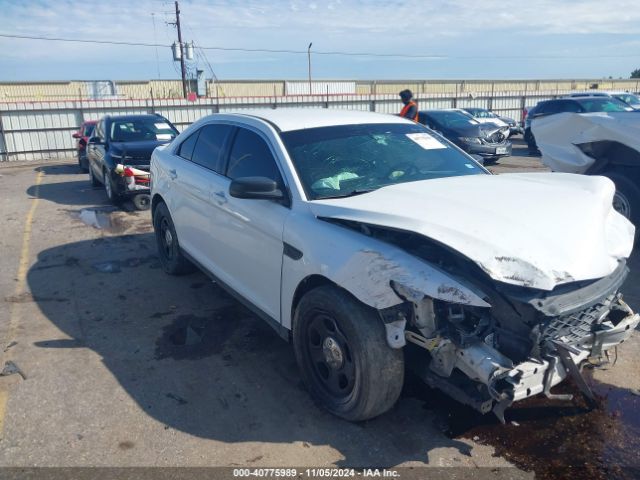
[603,171,640,227]
[293,285,404,421]
[153,202,195,275]
[133,194,151,211]
[103,168,120,205]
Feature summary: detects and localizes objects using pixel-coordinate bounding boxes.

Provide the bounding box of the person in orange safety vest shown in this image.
[398,89,418,121]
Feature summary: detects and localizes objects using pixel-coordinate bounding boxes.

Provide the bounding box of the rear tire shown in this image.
[88,164,100,187]
[603,171,640,227]
[78,152,88,173]
[153,202,195,275]
[525,128,539,155]
[293,285,404,421]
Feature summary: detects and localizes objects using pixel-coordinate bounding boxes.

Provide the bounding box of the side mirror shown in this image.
[229,176,284,200]
[72,132,81,139]
[88,136,103,145]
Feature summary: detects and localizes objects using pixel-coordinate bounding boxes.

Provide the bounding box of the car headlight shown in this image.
[459,137,482,144]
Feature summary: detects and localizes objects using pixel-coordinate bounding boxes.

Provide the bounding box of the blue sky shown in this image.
[1,0,640,81]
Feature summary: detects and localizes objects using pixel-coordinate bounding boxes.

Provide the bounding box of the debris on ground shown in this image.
[1,361,27,380]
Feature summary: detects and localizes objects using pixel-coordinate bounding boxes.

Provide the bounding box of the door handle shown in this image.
[168,169,177,180]
[213,191,227,203]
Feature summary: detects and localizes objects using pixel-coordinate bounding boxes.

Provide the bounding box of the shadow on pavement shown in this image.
[35,164,83,176]
[27,232,474,467]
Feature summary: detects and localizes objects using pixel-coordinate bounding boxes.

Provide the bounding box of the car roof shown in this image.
[105,114,167,122]
[221,108,411,132]
[421,108,465,113]
[566,92,611,97]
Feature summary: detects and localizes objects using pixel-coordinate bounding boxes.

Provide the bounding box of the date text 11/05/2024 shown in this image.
[232,469,400,478]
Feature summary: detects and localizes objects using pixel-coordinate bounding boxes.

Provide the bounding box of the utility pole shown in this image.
[174,1,187,98]
[307,42,313,96]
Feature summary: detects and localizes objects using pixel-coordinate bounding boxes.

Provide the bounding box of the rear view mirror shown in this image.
[229,176,284,200]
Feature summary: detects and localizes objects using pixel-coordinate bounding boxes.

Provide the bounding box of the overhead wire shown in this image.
[1,32,638,60]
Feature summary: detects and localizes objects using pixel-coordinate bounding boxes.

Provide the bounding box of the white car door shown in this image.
[208,126,290,321]
[169,123,234,273]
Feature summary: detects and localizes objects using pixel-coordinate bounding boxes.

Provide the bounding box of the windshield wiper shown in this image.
[319,188,378,200]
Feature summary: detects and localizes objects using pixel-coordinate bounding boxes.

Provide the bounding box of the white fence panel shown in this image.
[1,89,606,161]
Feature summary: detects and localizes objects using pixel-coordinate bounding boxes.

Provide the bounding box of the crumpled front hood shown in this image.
[449,122,503,138]
[533,112,640,174]
[310,173,635,290]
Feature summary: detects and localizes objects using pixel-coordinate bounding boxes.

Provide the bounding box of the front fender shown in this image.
[280,213,489,330]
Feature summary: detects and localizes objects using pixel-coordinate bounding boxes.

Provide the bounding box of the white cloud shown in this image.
[1,0,639,79]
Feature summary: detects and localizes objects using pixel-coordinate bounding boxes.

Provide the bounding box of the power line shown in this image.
[1,32,640,60]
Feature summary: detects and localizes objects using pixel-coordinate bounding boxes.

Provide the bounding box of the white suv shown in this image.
[150,109,638,422]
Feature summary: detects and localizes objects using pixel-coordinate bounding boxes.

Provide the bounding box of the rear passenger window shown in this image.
[557,101,582,113]
[226,128,283,184]
[177,131,199,161]
[190,124,233,173]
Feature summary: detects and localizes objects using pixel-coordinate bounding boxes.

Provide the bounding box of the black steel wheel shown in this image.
[305,313,356,400]
[152,201,195,275]
[293,285,404,421]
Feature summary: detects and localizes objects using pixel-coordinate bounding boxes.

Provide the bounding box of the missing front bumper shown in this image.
[407,308,639,422]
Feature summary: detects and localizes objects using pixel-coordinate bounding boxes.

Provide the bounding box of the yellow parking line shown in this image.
[0,170,44,438]
[0,390,7,438]
[5,169,43,348]
[14,170,44,296]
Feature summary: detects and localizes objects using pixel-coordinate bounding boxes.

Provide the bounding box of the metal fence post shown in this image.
[0,109,7,162]
[77,88,85,125]
[488,82,495,110]
[150,88,156,114]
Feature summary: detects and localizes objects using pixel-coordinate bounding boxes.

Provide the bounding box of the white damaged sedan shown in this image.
[150,109,638,421]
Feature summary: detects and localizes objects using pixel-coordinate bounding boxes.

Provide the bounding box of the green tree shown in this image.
[632,68,640,78]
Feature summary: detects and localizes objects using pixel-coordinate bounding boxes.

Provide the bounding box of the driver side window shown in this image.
[226,128,284,185]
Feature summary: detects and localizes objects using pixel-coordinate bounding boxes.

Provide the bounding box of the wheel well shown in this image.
[151,194,165,217]
[583,141,640,175]
[600,164,640,183]
[291,275,336,321]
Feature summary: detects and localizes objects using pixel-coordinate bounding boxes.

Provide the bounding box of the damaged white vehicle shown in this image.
[533,111,640,226]
[151,109,638,422]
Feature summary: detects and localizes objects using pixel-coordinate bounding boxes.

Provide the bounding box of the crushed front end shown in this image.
[395,259,638,421]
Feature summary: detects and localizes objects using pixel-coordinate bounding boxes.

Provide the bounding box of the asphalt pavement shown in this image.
[0,142,638,479]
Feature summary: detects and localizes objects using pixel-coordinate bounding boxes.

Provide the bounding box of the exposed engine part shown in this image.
[402,291,639,421]
[553,340,596,406]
